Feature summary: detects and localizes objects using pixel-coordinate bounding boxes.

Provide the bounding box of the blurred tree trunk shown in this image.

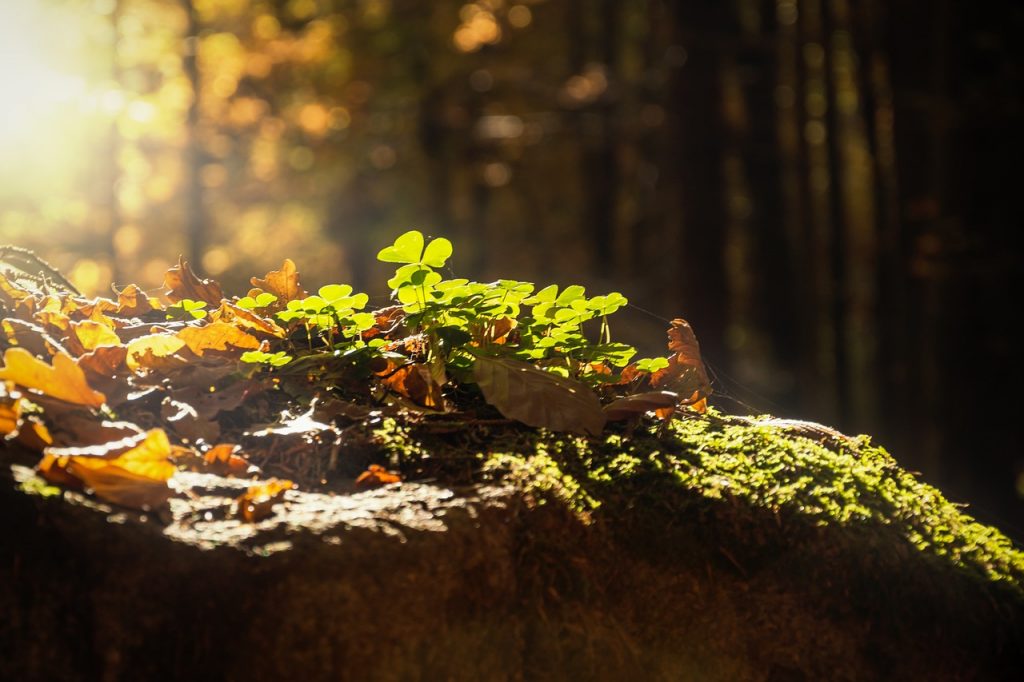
[182,0,205,267]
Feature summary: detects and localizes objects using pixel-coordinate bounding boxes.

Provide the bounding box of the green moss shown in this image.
[399,410,1022,596]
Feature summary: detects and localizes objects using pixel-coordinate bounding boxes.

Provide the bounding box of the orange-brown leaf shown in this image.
[375,361,444,409]
[177,322,260,356]
[249,259,307,308]
[115,284,156,316]
[203,443,252,477]
[235,478,294,522]
[209,301,286,338]
[650,319,711,400]
[355,464,401,489]
[0,348,106,408]
[163,256,224,306]
[39,428,176,510]
[0,397,21,435]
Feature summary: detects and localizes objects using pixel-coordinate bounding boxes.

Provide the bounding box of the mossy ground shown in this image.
[369,408,1024,597]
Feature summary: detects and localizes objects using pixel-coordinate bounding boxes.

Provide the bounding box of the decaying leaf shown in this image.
[177,322,260,356]
[0,397,21,435]
[374,360,444,409]
[210,301,285,337]
[249,259,307,308]
[2,318,67,357]
[650,318,711,403]
[235,478,294,522]
[163,257,225,306]
[203,443,253,477]
[38,428,176,510]
[355,464,401,489]
[125,334,188,372]
[114,284,156,316]
[604,391,680,421]
[0,347,106,408]
[473,354,606,436]
[69,320,122,352]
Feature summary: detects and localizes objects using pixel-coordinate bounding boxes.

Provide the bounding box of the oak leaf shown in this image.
[355,464,401,489]
[472,354,606,436]
[177,322,260,356]
[203,443,252,477]
[210,301,286,338]
[163,257,224,306]
[114,284,156,316]
[39,428,176,510]
[0,348,106,408]
[249,259,307,309]
[650,318,711,401]
[126,334,188,372]
[70,320,122,352]
[235,478,294,522]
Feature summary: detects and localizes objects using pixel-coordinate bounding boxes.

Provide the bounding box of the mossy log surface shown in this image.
[2,412,1022,681]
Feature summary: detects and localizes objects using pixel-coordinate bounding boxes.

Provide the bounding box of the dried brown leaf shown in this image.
[249,259,307,309]
[472,354,606,436]
[603,391,680,421]
[355,464,401,489]
[235,478,294,522]
[163,256,224,306]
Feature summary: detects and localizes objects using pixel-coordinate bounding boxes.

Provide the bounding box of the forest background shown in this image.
[1,0,1022,531]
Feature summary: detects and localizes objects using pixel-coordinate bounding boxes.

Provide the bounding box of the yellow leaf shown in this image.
[177,322,260,356]
[126,334,187,371]
[70,320,122,351]
[0,397,21,435]
[235,478,294,522]
[39,429,176,510]
[0,348,106,408]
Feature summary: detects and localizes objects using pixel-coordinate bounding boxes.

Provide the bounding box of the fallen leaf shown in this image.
[202,443,252,477]
[39,428,176,510]
[2,318,67,357]
[472,354,606,436]
[249,259,307,309]
[125,334,188,372]
[650,319,712,400]
[210,301,286,338]
[0,347,106,408]
[0,397,21,435]
[163,257,224,306]
[603,391,680,421]
[115,284,156,316]
[235,478,294,522]
[177,322,260,356]
[69,320,122,352]
[355,464,401,489]
[373,359,444,408]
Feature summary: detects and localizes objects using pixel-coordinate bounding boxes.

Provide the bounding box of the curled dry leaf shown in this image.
[473,354,606,436]
[2,318,67,357]
[235,478,294,522]
[114,284,156,316]
[203,443,253,477]
[0,347,106,408]
[177,322,260,356]
[163,256,225,306]
[374,360,444,409]
[650,318,711,404]
[249,259,307,309]
[210,301,285,338]
[0,397,21,435]
[603,391,681,421]
[38,428,176,511]
[355,464,401,489]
